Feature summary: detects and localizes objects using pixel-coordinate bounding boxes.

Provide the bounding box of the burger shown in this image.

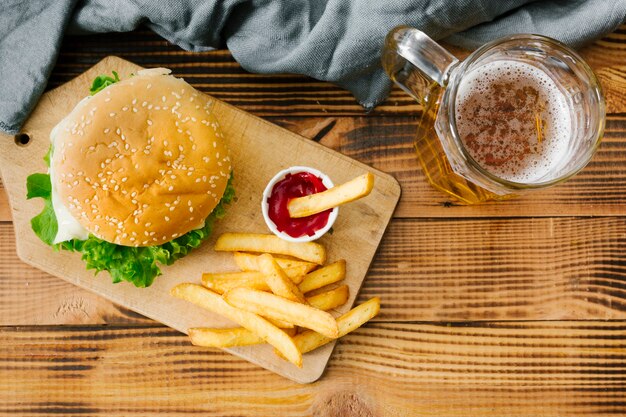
[26,68,234,287]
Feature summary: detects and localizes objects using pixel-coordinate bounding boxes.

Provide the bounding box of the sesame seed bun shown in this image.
[51,69,232,247]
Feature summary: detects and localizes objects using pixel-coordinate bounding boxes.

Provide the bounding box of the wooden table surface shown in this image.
[2,25,626,416]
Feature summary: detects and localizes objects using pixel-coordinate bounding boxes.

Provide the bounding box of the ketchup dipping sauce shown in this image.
[262,167,337,242]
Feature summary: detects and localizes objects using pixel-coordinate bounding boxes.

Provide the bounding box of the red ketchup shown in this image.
[267,171,331,238]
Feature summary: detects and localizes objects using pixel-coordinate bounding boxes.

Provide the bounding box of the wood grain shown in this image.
[2,322,625,416]
[2,21,626,415]
[597,66,626,114]
[5,215,626,325]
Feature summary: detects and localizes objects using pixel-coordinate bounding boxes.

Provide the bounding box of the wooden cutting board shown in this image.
[0,56,400,383]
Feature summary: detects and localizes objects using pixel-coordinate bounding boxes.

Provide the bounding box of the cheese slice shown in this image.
[49,97,91,244]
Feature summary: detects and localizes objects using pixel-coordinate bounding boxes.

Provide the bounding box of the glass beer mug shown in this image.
[382,27,605,204]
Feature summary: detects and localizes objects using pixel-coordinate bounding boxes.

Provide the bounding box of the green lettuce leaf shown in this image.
[26,169,235,288]
[89,71,120,95]
[26,173,52,199]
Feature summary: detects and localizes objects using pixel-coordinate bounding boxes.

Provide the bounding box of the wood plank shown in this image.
[4,113,626,221]
[5,216,626,325]
[1,322,625,416]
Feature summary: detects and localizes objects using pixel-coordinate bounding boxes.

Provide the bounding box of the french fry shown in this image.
[188,287,348,349]
[202,265,308,294]
[258,254,308,303]
[215,233,326,264]
[306,285,349,311]
[224,287,339,338]
[234,252,317,274]
[298,260,346,294]
[188,327,296,348]
[171,283,302,367]
[192,287,348,347]
[280,297,380,357]
[287,172,375,218]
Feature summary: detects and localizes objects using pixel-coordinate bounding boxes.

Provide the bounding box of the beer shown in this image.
[454,61,571,183]
[413,60,576,203]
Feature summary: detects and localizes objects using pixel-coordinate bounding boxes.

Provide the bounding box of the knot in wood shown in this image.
[312,390,375,417]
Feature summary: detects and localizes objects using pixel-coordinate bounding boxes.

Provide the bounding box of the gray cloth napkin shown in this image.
[1,0,625,135]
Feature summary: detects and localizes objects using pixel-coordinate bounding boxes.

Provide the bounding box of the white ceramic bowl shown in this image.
[261,166,338,243]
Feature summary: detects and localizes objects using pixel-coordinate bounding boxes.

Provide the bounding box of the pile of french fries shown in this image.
[171,232,380,368]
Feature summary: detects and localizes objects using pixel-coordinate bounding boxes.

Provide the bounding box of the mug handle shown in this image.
[382,26,459,105]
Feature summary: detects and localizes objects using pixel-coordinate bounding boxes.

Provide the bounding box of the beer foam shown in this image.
[455,60,572,183]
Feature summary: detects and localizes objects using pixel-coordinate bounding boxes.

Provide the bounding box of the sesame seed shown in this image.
[189,207,193,213]
[104,128,110,134]
[134,218,139,224]
[122,106,129,111]
[163,140,168,146]
[147,84,152,89]
[168,186,174,191]
[105,98,111,102]
[109,112,116,117]
[146,222,151,227]
[132,99,137,105]
[162,96,166,102]
[165,216,170,222]
[147,120,153,126]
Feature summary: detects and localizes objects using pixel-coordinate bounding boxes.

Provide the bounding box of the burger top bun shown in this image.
[51,69,232,247]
